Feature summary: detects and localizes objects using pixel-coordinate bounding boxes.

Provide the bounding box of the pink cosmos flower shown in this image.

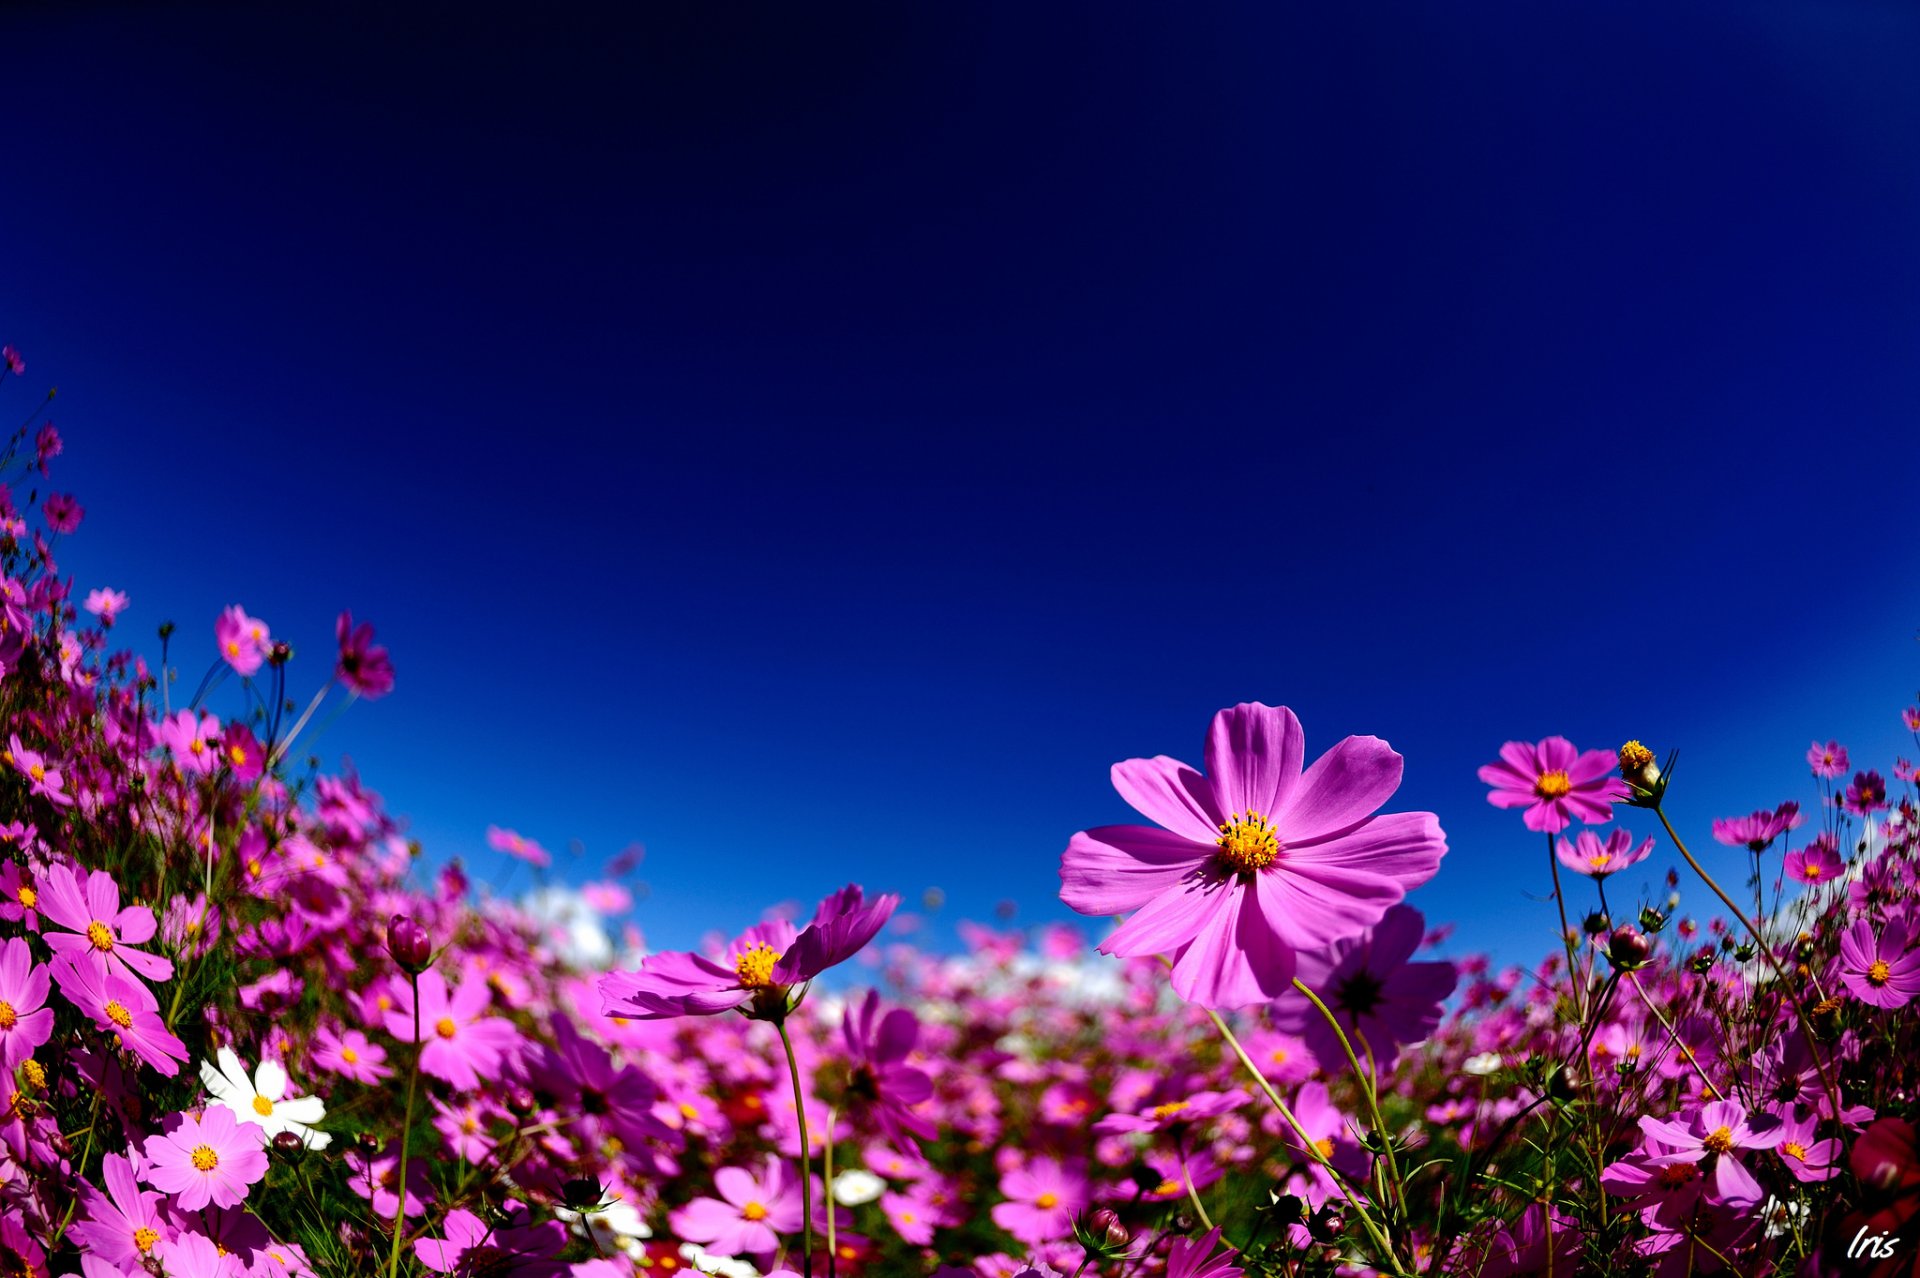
[0,858,40,930]
[1897,757,1918,784]
[157,1231,244,1278]
[311,1025,392,1084]
[1845,770,1890,816]
[44,492,82,532]
[0,936,52,1070]
[383,967,523,1090]
[344,1144,431,1219]
[1837,916,1920,1009]
[143,1106,269,1210]
[1808,740,1849,779]
[52,954,189,1076]
[1783,836,1844,886]
[214,606,270,676]
[335,610,395,698]
[1270,903,1457,1073]
[219,723,264,782]
[1479,736,1628,833]
[1555,827,1655,879]
[600,885,898,1020]
[37,862,174,984]
[1,345,22,374]
[85,588,128,625]
[841,988,936,1145]
[671,1157,806,1258]
[8,733,73,807]
[990,1156,1088,1246]
[487,825,551,868]
[414,1200,567,1277]
[1773,1110,1841,1183]
[157,710,222,776]
[1060,703,1447,1008]
[1167,1228,1245,1278]
[1094,1087,1248,1136]
[1710,802,1804,853]
[71,1151,169,1269]
[1638,1100,1785,1206]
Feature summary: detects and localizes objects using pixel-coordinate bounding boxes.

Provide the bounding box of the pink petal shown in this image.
[1059,825,1210,916]
[1288,811,1446,890]
[1276,735,1403,841]
[1101,873,1220,957]
[1203,703,1304,822]
[1111,756,1222,842]
[1168,879,1296,1008]
[1257,861,1403,950]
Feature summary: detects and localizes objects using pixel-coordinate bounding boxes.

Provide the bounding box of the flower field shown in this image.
[2,346,1918,1277]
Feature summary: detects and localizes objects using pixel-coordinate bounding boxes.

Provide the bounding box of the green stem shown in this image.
[388,971,422,1278]
[1546,831,1583,1020]
[1291,976,1407,1221]
[823,1105,839,1278]
[1179,1141,1214,1231]
[776,1019,815,1278]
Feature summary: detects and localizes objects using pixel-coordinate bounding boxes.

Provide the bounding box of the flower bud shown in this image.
[1582,911,1611,937]
[1638,906,1668,933]
[1090,1208,1128,1249]
[561,1177,606,1211]
[386,916,431,973]
[1607,924,1653,970]
[1686,946,1716,974]
[272,1130,307,1160]
[506,1085,538,1117]
[1308,1203,1346,1242]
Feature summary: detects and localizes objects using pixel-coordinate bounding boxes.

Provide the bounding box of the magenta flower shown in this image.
[1808,739,1849,779]
[214,605,270,676]
[157,710,222,776]
[7,733,73,808]
[1783,836,1844,885]
[841,988,936,1144]
[487,824,552,868]
[1555,827,1654,879]
[52,954,189,1076]
[143,1106,269,1210]
[84,588,128,625]
[990,1156,1088,1246]
[600,884,897,1020]
[311,1024,392,1084]
[415,1200,567,1277]
[335,610,395,698]
[1094,1087,1248,1136]
[1774,1110,1841,1183]
[1167,1228,1245,1278]
[1270,903,1457,1072]
[344,1143,431,1219]
[157,1231,244,1278]
[0,858,39,930]
[38,862,174,985]
[71,1151,169,1268]
[0,936,52,1070]
[1837,916,1920,1009]
[1710,801,1804,853]
[219,723,264,782]
[1845,770,1890,815]
[1479,736,1627,833]
[44,492,82,532]
[383,967,524,1090]
[671,1157,806,1258]
[1638,1100,1785,1206]
[1060,703,1446,1008]
[1,345,22,374]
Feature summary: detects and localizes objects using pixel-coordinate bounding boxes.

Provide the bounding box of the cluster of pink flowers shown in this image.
[2,343,1919,1278]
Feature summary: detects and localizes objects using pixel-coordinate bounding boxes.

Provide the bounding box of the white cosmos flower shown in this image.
[832,1169,885,1205]
[199,1046,331,1149]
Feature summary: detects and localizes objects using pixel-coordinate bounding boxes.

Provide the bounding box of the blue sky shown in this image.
[4,2,1919,969]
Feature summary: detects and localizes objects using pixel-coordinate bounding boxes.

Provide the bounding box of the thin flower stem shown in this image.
[1200,1005,1407,1275]
[1290,976,1407,1219]
[1652,805,1844,1122]
[268,679,334,769]
[388,970,423,1278]
[1179,1142,1214,1231]
[1624,970,1724,1101]
[776,1019,816,1278]
[823,1104,839,1278]
[1546,831,1584,1020]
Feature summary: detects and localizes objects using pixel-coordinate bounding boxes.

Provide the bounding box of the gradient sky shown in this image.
[4,2,1919,969]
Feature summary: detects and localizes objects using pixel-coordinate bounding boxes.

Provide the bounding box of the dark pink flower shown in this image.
[1845,770,1890,815]
[71,1151,168,1268]
[1555,827,1655,879]
[1809,740,1850,779]
[51,953,188,1076]
[1167,1227,1245,1278]
[43,492,82,533]
[157,710,221,777]
[1480,736,1627,833]
[335,610,395,698]
[1774,1110,1841,1183]
[1710,802,1804,853]
[1784,836,1844,885]
[8,733,73,808]
[1638,1100,1785,1206]
[38,862,172,985]
[383,967,524,1091]
[487,825,551,868]
[1270,903,1457,1072]
[671,1157,806,1258]
[1060,703,1447,1008]
[214,606,270,676]
[0,936,51,1070]
[841,988,936,1145]
[990,1156,1087,1246]
[1837,916,1920,1009]
[414,1200,566,1277]
[1,345,22,375]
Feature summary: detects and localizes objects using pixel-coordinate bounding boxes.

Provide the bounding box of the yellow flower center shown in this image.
[0,1002,13,1031]
[742,1201,768,1221]
[188,738,204,755]
[1868,959,1892,986]
[435,1017,458,1039]
[134,1226,159,1254]
[1153,1179,1179,1196]
[1149,1100,1190,1121]
[1588,854,1613,870]
[1783,1141,1807,1160]
[1619,741,1654,771]
[680,1101,700,1119]
[1215,810,1280,874]
[191,1144,220,1172]
[27,764,43,782]
[1805,865,1822,879]
[229,745,248,767]
[104,1000,133,1029]
[15,886,34,909]
[253,1095,274,1116]
[1701,1125,1735,1155]
[342,1047,359,1064]
[1534,771,1572,800]
[86,920,114,950]
[20,1059,44,1089]
[1035,1191,1059,1209]
[247,860,262,879]
[226,640,241,657]
[1270,1048,1290,1064]
[900,1211,916,1223]
[1313,1137,1336,1160]
[734,943,781,989]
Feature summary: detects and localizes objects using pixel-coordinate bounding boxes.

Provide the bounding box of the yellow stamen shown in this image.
[20,1059,44,1089]
[229,745,248,767]
[435,1017,458,1039]
[1215,810,1281,874]
[86,920,114,951]
[104,1000,133,1029]
[191,1144,219,1172]
[134,1226,159,1254]
[742,1201,768,1221]
[1783,1141,1807,1161]
[1036,1191,1059,1209]
[1701,1126,1735,1155]
[1619,741,1654,771]
[342,1047,359,1064]
[1868,959,1892,986]
[15,886,34,909]
[1313,1137,1336,1160]
[27,764,43,782]
[1148,1100,1190,1122]
[1805,865,1822,879]
[252,1095,274,1116]
[679,1101,700,1120]
[734,943,780,990]
[0,1001,13,1031]
[1588,854,1613,869]
[1534,770,1572,799]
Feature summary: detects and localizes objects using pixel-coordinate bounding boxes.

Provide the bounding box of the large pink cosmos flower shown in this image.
[71,1151,169,1269]
[335,611,395,699]
[214,606,271,677]
[1638,1100,1785,1206]
[671,1157,807,1258]
[1059,703,1446,1008]
[1784,835,1844,886]
[38,863,173,986]
[143,1106,269,1211]
[414,1200,567,1277]
[0,936,51,1070]
[383,968,524,1090]
[1478,737,1627,833]
[841,988,936,1145]
[599,885,897,1020]
[990,1156,1088,1246]
[1270,903,1457,1073]
[1167,1228,1245,1278]
[1808,740,1849,779]
[1837,916,1920,1010]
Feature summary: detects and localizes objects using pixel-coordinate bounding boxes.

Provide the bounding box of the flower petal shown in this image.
[1276,735,1403,841]
[1111,755,1222,842]
[1059,825,1211,917]
[1204,703,1305,823]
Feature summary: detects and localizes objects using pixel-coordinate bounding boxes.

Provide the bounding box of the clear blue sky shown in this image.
[5,2,1919,968]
